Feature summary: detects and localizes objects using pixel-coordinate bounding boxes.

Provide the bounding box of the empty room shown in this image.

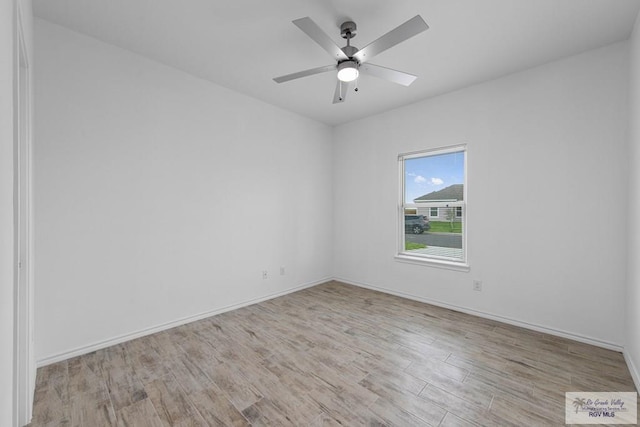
[3,0,640,425]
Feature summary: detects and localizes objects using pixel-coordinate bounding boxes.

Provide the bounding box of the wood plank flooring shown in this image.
[28,281,638,426]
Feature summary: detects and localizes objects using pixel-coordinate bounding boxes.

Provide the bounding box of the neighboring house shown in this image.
[413,184,464,221]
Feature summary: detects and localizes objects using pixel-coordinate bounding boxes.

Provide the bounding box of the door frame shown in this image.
[13,1,34,424]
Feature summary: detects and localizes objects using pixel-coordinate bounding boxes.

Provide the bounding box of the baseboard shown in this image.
[37,275,627,367]
[623,350,640,392]
[36,277,331,367]
[335,277,624,352]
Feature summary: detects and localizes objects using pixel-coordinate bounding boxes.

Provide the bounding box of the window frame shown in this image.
[396,144,469,271]
[429,207,439,218]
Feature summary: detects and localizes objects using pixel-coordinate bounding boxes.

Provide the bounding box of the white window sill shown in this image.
[395,254,470,272]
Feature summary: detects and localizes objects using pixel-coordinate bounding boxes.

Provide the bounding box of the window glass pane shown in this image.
[404,151,464,204]
[404,207,464,260]
[401,148,465,263]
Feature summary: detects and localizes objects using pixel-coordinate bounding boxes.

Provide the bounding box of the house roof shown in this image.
[414,184,463,202]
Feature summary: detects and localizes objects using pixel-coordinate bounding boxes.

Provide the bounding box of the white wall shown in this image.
[32,10,637,373]
[626,11,640,388]
[333,43,629,348]
[2,0,33,424]
[34,19,333,363]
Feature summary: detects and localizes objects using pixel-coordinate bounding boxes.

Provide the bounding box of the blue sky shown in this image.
[405,151,465,203]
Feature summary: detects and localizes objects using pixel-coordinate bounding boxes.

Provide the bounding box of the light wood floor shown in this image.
[29,281,638,426]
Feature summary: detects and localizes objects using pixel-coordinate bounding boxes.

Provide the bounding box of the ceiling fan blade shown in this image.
[273,64,336,83]
[293,17,349,61]
[333,80,352,104]
[360,63,417,86]
[353,15,428,64]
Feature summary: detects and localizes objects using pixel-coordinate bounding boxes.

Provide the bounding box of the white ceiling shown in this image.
[34,0,640,126]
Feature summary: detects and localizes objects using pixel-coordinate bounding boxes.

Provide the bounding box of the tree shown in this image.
[572,398,586,414]
[445,206,456,230]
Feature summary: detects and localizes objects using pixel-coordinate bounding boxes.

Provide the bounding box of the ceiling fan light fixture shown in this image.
[337,61,359,82]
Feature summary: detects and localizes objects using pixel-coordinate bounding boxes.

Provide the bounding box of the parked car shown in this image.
[405,215,430,234]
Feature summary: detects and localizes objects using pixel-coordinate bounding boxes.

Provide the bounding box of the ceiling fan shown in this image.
[273,15,429,103]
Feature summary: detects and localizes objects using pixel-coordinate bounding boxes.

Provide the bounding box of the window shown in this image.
[398,145,467,267]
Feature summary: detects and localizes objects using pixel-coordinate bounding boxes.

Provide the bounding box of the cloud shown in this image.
[430,177,444,185]
[414,175,426,184]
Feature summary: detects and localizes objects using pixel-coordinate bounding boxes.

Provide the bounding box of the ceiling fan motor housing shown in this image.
[341,45,358,58]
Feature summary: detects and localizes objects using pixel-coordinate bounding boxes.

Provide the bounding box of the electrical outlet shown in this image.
[262,270,268,280]
[473,280,482,291]
[280,266,285,276]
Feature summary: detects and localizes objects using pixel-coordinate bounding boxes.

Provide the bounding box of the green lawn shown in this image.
[429,221,463,233]
[405,242,427,250]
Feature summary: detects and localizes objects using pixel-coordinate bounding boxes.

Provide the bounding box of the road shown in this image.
[406,232,462,249]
